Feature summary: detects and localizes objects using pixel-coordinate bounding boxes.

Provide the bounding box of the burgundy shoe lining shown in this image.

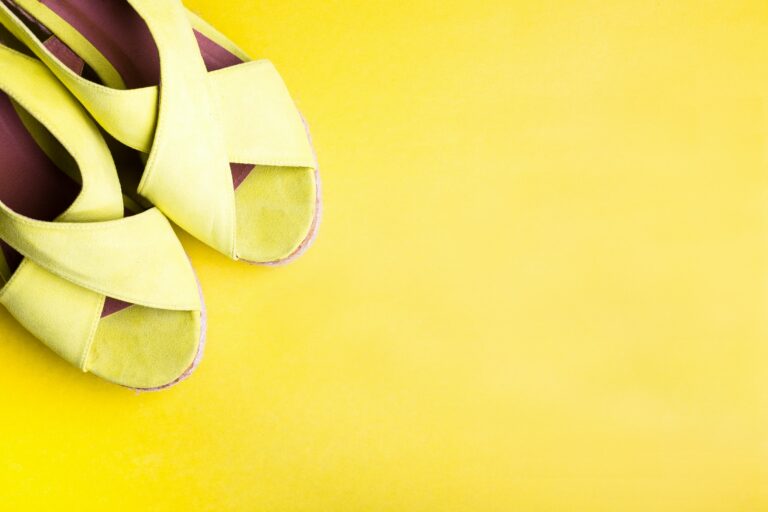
[0,90,77,272]
[0,95,77,226]
[0,0,262,315]
[41,0,161,88]
[101,296,131,316]
[0,90,133,317]
[36,0,255,189]
[0,0,262,316]
[0,94,83,303]
[40,0,244,77]
[43,34,83,74]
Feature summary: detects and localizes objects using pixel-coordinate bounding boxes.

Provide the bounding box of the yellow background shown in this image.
[0,0,767,509]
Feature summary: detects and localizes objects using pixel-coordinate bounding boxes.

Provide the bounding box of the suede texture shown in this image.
[0,44,203,389]
[0,0,319,262]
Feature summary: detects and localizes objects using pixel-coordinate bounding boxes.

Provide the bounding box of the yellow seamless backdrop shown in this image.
[0,1,765,510]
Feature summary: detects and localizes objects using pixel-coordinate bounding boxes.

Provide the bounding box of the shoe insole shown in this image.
[0,92,129,315]
[38,0,254,187]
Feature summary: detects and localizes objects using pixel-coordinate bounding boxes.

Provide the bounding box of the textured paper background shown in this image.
[0,1,766,509]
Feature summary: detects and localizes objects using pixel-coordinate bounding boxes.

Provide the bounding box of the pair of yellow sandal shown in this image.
[0,0,320,390]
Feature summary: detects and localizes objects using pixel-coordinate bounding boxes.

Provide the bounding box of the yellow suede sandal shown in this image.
[0,0,320,264]
[0,43,205,391]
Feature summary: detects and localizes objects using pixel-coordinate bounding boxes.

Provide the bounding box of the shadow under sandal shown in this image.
[0,0,320,264]
[0,44,205,390]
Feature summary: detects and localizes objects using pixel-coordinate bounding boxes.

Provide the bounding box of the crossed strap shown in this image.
[0,43,200,369]
[0,207,200,310]
[0,0,316,258]
[0,207,201,367]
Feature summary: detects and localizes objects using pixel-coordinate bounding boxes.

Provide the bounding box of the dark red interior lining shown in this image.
[0,92,132,317]
[36,0,255,187]
[0,91,78,270]
[0,0,256,316]
[41,0,243,86]
[4,0,256,190]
